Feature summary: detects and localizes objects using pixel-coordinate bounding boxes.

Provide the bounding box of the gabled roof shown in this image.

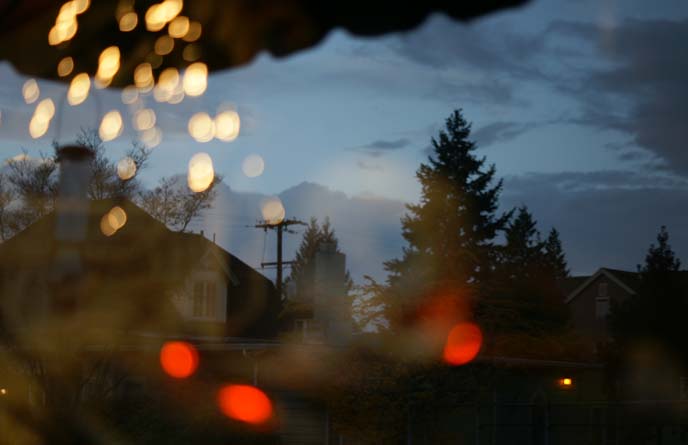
[564,268,639,304]
[0,198,278,338]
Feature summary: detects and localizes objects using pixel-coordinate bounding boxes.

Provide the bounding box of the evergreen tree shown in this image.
[500,206,542,280]
[610,226,688,367]
[543,228,569,280]
[487,206,569,338]
[384,109,510,296]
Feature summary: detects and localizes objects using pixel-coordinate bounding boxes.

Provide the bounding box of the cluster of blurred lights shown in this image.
[153,68,184,104]
[95,46,121,88]
[100,206,127,236]
[145,0,183,32]
[29,99,56,139]
[187,152,214,192]
[188,109,239,143]
[158,342,273,425]
[48,0,90,46]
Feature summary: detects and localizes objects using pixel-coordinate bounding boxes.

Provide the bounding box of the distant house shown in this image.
[562,268,640,348]
[0,198,280,340]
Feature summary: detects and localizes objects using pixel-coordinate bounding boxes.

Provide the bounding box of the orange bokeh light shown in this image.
[217,384,273,424]
[443,322,483,366]
[160,341,199,378]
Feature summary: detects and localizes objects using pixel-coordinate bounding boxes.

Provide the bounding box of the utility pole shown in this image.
[254,218,306,298]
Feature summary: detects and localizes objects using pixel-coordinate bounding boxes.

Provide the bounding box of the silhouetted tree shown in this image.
[543,228,569,280]
[610,226,688,368]
[384,109,510,301]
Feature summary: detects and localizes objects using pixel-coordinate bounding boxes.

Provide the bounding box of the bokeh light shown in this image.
[96,46,120,87]
[119,11,138,31]
[121,85,139,104]
[134,63,154,91]
[182,21,202,42]
[117,156,137,180]
[242,154,265,178]
[29,116,49,139]
[140,126,162,148]
[261,197,286,225]
[182,44,201,62]
[107,206,127,231]
[100,213,116,236]
[168,16,190,38]
[34,98,55,122]
[443,322,482,366]
[99,110,123,141]
[134,108,156,131]
[183,62,207,96]
[188,112,215,142]
[217,384,273,425]
[67,73,91,106]
[214,110,240,142]
[154,35,174,55]
[160,341,199,379]
[187,152,215,192]
[57,57,74,77]
[22,79,39,104]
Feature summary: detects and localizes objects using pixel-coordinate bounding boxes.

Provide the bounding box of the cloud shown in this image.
[349,137,410,157]
[472,121,536,148]
[357,160,384,171]
[502,170,688,274]
[549,18,688,173]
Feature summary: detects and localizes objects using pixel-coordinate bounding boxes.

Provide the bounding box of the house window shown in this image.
[193,281,217,318]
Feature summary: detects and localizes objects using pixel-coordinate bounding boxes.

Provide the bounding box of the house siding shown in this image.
[569,274,632,346]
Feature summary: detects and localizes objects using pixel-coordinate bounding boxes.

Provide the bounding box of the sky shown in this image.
[1,0,688,280]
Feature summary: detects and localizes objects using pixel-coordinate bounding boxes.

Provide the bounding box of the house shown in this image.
[562,267,640,348]
[0,198,280,340]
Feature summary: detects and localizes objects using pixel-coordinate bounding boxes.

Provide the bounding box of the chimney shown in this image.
[55,145,93,243]
[313,244,352,346]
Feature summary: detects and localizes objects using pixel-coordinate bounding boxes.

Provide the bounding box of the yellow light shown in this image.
[187,152,214,192]
[121,85,139,104]
[117,156,137,180]
[154,35,174,55]
[158,67,179,91]
[34,98,56,122]
[145,4,166,32]
[167,83,185,104]
[188,112,214,143]
[99,110,123,141]
[183,62,207,96]
[558,377,573,388]
[73,0,90,14]
[96,46,120,87]
[168,16,189,38]
[100,213,117,236]
[57,57,74,77]
[133,108,156,131]
[67,73,90,105]
[29,116,50,139]
[22,79,40,104]
[182,44,200,62]
[261,197,285,225]
[182,20,202,42]
[563,378,571,386]
[0,388,6,395]
[214,110,240,142]
[119,11,138,31]
[242,154,264,178]
[140,126,162,148]
[134,63,154,90]
[107,206,127,230]
[159,0,183,22]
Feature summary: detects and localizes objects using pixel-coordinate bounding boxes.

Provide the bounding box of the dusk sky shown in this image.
[1,0,687,280]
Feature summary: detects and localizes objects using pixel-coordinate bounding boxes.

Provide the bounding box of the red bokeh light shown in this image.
[160,341,199,378]
[217,384,273,424]
[443,322,483,366]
